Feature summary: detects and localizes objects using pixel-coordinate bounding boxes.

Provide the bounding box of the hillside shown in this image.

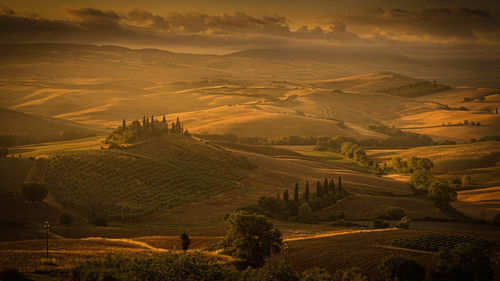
[1,43,499,143]
[29,135,255,221]
[0,107,105,146]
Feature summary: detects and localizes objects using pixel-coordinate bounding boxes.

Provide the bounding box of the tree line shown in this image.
[241,177,347,223]
[106,115,189,145]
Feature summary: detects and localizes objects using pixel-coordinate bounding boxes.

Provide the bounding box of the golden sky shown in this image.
[1,0,499,54]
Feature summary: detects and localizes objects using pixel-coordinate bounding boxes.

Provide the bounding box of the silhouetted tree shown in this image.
[338,176,342,192]
[283,189,289,202]
[222,211,282,268]
[316,181,323,198]
[323,178,329,195]
[180,232,190,252]
[304,181,310,202]
[294,182,299,203]
[122,119,126,130]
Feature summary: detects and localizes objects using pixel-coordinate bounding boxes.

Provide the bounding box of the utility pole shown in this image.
[43,221,50,260]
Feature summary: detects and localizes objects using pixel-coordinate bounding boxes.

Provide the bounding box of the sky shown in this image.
[1,0,499,54]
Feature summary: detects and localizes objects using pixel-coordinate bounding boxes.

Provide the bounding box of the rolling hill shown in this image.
[27,134,255,221]
[0,107,105,146]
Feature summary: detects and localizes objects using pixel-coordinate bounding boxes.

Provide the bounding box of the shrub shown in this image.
[58,212,73,226]
[333,267,368,281]
[396,216,411,229]
[0,267,31,281]
[298,203,313,223]
[431,243,494,281]
[384,208,406,220]
[300,267,333,281]
[379,255,425,281]
[461,175,472,188]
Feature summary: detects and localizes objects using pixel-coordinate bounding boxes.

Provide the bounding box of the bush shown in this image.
[373,220,389,229]
[300,267,333,281]
[382,208,406,220]
[0,146,7,157]
[379,255,425,281]
[431,243,494,281]
[461,175,472,188]
[248,263,299,281]
[0,267,31,281]
[298,203,313,223]
[333,267,368,281]
[58,212,73,226]
[396,216,411,229]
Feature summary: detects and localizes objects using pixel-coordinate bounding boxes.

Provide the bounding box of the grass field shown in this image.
[315,194,447,220]
[366,141,500,186]
[7,135,107,158]
[451,186,500,220]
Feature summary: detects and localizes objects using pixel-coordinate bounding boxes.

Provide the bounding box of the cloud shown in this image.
[332,7,500,43]
[0,5,498,52]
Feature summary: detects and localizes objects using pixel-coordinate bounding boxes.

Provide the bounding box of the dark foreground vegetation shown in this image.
[12,211,493,281]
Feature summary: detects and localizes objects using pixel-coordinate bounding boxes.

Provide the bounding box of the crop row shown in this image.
[386,233,495,252]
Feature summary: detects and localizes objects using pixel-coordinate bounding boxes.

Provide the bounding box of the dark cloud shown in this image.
[0,5,498,52]
[333,7,500,43]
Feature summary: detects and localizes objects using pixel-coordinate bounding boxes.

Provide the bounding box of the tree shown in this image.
[59,212,73,226]
[431,243,494,281]
[323,178,329,195]
[21,183,47,203]
[410,170,433,190]
[397,216,411,229]
[294,182,299,203]
[304,181,310,202]
[329,179,335,193]
[427,181,456,204]
[283,189,289,202]
[461,175,472,188]
[222,211,282,268]
[338,176,342,192]
[180,232,190,252]
[379,255,425,281]
[122,119,126,130]
[298,203,313,222]
[316,181,323,198]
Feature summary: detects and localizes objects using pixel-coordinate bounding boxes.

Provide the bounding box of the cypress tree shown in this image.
[324,178,329,195]
[151,115,155,130]
[316,181,322,197]
[305,181,310,202]
[162,115,166,124]
[171,122,175,133]
[283,189,289,202]
[146,117,150,129]
[338,176,342,192]
[142,116,147,128]
[294,182,299,203]
[122,119,126,130]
